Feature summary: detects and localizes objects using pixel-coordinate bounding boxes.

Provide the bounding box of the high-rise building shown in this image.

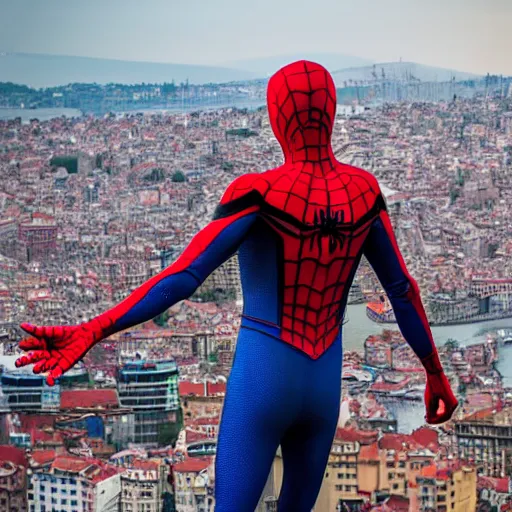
[117,359,180,447]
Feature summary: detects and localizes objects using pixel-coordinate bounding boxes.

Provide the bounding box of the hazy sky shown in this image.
[1,0,511,75]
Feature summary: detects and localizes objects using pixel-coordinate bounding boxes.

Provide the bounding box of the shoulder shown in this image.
[220,173,262,204]
[213,173,265,220]
[344,165,382,195]
[342,165,387,213]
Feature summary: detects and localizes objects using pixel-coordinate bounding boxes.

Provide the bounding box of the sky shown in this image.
[1,0,511,75]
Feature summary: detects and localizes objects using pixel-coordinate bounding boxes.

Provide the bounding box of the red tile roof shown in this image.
[52,456,91,473]
[478,476,510,494]
[173,457,212,473]
[385,495,409,512]
[0,445,27,467]
[411,426,439,451]
[335,427,379,445]
[359,442,380,462]
[179,382,205,396]
[379,433,415,451]
[30,450,57,466]
[60,389,118,409]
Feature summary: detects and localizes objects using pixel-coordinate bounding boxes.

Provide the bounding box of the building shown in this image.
[28,456,122,512]
[455,407,512,477]
[314,431,362,511]
[0,445,28,512]
[172,457,214,512]
[120,458,173,512]
[0,218,18,259]
[18,213,58,262]
[117,358,180,446]
[414,462,477,512]
[0,355,60,412]
[200,254,242,303]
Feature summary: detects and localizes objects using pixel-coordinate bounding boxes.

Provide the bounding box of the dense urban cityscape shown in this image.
[0,68,512,512]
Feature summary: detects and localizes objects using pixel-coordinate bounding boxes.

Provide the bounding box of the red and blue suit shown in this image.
[16,60,457,511]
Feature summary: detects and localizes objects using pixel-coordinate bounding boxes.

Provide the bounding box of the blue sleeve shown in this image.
[363,215,436,360]
[112,213,257,332]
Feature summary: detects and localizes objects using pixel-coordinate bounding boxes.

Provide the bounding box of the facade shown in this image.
[172,457,214,512]
[315,437,362,511]
[28,456,122,512]
[415,463,477,512]
[120,459,173,512]
[0,446,28,512]
[0,356,60,412]
[0,218,18,259]
[455,407,512,477]
[18,213,58,262]
[117,359,180,446]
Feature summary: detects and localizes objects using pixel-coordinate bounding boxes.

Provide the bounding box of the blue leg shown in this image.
[214,327,303,511]
[278,333,342,511]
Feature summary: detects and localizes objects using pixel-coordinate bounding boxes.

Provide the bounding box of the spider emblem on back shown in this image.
[310,205,346,255]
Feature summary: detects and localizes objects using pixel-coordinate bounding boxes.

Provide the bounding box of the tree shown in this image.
[157,408,183,447]
[171,170,186,183]
[153,310,169,327]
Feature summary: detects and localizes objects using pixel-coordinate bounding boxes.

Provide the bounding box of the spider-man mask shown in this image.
[267,60,337,163]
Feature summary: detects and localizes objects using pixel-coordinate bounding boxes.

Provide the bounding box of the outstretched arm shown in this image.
[16,176,259,384]
[363,201,458,424]
[91,202,258,337]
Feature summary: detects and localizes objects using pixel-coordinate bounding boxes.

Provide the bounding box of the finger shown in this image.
[19,337,47,351]
[15,351,50,368]
[21,323,54,339]
[426,396,439,420]
[47,366,63,386]
[34,357,59,375]
[33,359,49,374]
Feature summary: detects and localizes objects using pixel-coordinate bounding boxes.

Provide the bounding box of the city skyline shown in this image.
[1,0,512,76]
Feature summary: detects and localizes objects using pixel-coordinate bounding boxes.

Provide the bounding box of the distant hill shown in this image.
[0,52,259,88]
[222,53,374,77]
[331,61,481,85]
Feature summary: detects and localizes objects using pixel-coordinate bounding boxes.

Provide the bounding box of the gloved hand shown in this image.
[422,351,459,424]
[15,321,105,386]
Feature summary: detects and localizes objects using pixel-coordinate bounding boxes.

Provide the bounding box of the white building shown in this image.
[28,456,122,512]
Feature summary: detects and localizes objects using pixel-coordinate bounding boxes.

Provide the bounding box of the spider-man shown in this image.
[16,61,458,511]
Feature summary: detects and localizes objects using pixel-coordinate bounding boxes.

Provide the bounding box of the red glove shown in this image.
[422,351,458,424]
[15,318,110,386]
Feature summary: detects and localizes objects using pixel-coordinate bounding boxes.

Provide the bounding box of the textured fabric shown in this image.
[214,321,342,512]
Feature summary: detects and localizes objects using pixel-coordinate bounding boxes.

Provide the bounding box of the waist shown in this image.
[241,314,281,337]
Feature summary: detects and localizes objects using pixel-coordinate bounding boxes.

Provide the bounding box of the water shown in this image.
[343,303,512,352]
[0,107,83,122]
[343,304,512,432]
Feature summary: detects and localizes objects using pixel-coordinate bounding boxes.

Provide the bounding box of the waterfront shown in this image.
[344,303,512,432]
[0,102,365,122]
[345,303,512,387]
[0,107,83,122]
